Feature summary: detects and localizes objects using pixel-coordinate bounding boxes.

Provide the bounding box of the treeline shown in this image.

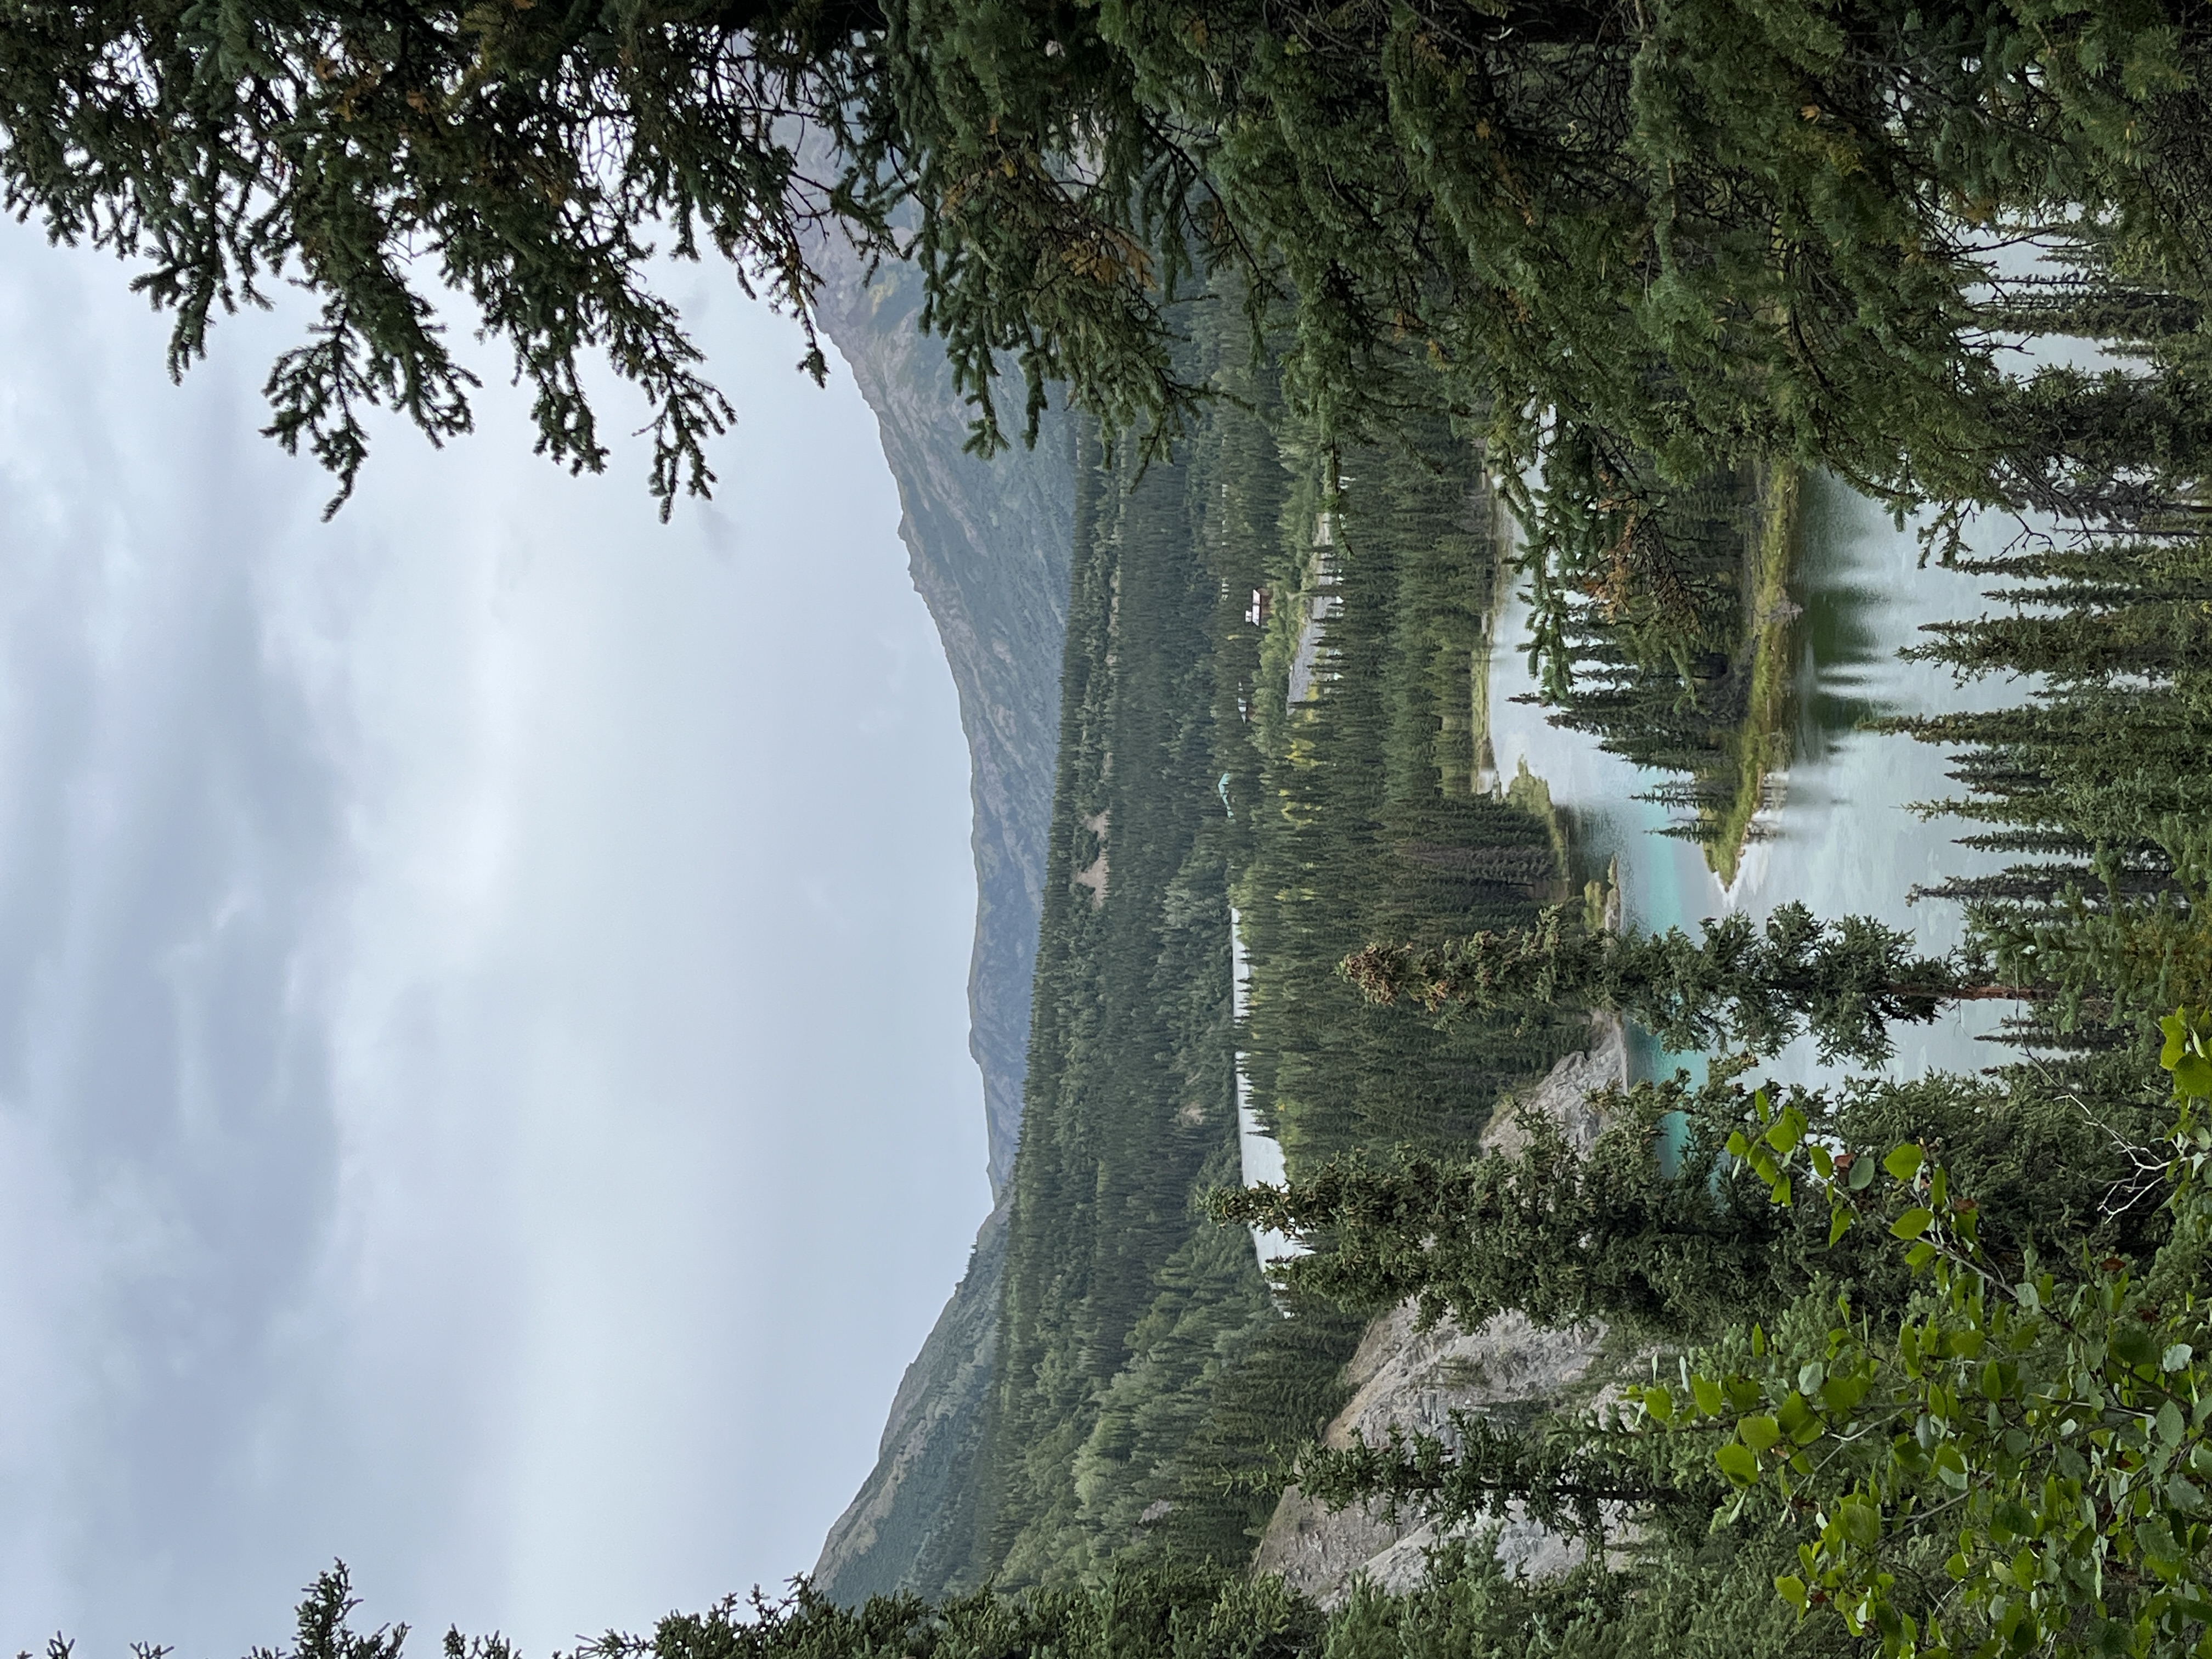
[936,321,1384,1589]
[1210,356,1582,1170]
[1530,461,1801,881]
[862,200,2212,1634]
[939,292,1634,1592]
[1892,530,2212,1099]
[958,396,1272,1588]
[1206,253,2212,1655]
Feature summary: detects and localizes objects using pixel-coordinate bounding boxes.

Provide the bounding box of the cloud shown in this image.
[0,226,989,1655]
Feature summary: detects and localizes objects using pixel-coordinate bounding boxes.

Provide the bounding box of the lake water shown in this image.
[1233,475,2038,1252]
[1229,904,1305,1265]
[1488,474,2030,1096]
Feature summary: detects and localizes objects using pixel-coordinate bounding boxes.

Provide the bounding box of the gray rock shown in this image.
[1252,1304,1609,1604]
[1253,1021,1630,1605]
[1480,1015,1628,1159]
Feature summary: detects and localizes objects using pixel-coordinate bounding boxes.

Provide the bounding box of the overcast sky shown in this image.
[0,221,992,1656]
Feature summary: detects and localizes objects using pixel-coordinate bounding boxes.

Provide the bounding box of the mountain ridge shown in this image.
[805,241,1075,1600]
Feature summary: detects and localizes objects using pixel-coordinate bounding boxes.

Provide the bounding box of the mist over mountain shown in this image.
[805,242,1075,1600]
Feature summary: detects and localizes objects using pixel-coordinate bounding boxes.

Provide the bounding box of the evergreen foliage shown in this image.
[1209,356,1578,1170]
[1343,900,1976,1066]
[1211,280,2212,1646]
[232,1548,1830,1659]
[1219,1062,2171,1342]
[0,0,891,514]
[1520,460,1802,877]
[953,301,1587,1594]
[967,393,1282,1589]
[21,0,2212,566]
[1882,531,2212,1062]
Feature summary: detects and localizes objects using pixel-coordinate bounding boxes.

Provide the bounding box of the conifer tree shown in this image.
[0,0,912,515]
[10,0,2212,533]
[1341,901,1993,1065]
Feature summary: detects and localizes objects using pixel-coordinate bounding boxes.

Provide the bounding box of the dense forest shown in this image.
[1221,375,1583,1170]
[1531,463,1804,881]
[959,369,1280,1586]
[36,0,2212,1641]
[817,197,2212,1659]
[193,176,2212,1659]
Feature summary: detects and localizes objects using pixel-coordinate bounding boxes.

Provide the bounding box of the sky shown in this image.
[0,220,992,1655]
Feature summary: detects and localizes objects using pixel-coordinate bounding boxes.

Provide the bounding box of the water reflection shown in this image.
[1488,472,2032,1095]
[1793,474,1894,757]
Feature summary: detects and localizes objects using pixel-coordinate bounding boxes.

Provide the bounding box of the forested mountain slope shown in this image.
[806,243,1075,1601]
[809,235,1074,1198]
[814,296,1593,1600]
[961,406,1283,1588]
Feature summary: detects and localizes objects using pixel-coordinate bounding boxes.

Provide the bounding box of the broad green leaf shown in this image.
[1892,1207,1934,1240]
[1828,1208,1852,1247]
[1820,1373,1869,1415]
[2164,1343,2193,1373]
[1884,1143,1924,1182]
[1775,1574,1808,1611]
[1692,1375,1724,1417]
[1840,1499,1881,1547]
[1740,1414,1782,1455]
[1778,1392,1814,1438]
[1643,1384,1674,1424]
[1933,1441,1968,1488]
[2162,1012,2190,1069]
[2159,1398,2186,1447]
[1715,1442,1759,1486]
[1848,1154,1877,1191]
[2177,1054,2212,1098]
[2139,1518,2182,1570]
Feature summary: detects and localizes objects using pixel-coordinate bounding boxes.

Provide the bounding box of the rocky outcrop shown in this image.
[805,246,1075,1600]
[1252,1022,1631,1604]
[1252,1304,1611,1602]
[1480,1016,1627,1159]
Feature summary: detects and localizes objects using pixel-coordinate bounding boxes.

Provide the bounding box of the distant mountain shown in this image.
[810,240,1072,1199]
[805,239,1074,1601]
